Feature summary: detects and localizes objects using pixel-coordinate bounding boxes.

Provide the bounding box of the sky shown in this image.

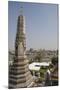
[8,1,58,50]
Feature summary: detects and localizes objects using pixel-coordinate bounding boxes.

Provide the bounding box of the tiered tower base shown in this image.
[9,55,34,88]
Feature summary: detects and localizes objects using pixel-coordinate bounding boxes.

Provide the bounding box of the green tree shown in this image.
[51,56,58,66]
[34,52,42,62]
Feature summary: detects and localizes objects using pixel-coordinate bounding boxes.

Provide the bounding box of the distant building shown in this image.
[26,49,57,63]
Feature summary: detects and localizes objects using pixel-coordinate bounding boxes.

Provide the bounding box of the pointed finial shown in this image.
[20,6,23,15]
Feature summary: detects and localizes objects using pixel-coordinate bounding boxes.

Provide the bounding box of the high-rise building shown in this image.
[9,14,34,88]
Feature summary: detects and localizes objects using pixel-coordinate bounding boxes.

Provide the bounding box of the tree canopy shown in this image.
[51,56,58,65]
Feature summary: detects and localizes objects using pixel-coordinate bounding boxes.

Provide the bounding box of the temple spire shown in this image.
[9,8,34,89]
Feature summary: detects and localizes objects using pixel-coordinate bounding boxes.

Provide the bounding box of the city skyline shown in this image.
[8,1,58,50]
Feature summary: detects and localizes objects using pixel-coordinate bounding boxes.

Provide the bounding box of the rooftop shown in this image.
[29,62,50,71]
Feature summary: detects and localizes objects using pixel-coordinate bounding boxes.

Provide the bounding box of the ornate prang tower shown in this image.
[9,9,34,88]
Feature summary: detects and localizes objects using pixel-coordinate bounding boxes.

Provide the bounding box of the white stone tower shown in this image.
[9,14,34,88]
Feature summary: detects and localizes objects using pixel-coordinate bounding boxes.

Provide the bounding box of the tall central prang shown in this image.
[9,11,34,88]
[15,15,26,57]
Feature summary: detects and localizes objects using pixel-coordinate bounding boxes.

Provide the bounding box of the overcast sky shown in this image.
[8,1,58,50]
